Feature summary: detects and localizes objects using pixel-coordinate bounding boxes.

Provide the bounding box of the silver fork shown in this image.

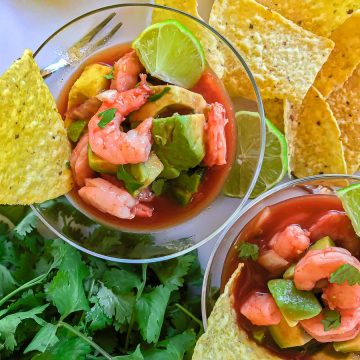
[40,12,123,78]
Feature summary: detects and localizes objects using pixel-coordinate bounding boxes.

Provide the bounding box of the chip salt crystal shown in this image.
[209,0,334,103]
[0,49,73,204]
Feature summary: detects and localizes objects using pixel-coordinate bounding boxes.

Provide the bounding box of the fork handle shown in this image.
[40,58,69,78]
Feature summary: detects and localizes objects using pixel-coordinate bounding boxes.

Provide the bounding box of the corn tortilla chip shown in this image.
[328,66,360,174]
[153,0,225,79]
[264,98,284,132]
[209,0,334,103]
[257,0,360,37]
[314,10,360,98]
[193,264,280,359]
[0,50,73,204]
[285,87,347,178]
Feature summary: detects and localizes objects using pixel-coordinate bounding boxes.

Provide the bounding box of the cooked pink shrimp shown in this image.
[269,224,310,261]
[240,292,281,326]
[110,50,143,92]
[300,308,360,342]
[322,282,360,310]
[294,247,360,291]
[78,178,153,219]
[310,211,360,256]
[88,78,153,165]
[203,102,228,166]
[70,134,95,187]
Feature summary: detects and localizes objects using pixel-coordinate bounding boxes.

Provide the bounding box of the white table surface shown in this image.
[0,0,219,267]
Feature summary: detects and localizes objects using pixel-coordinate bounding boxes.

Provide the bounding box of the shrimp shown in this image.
[294,247,360,291]
[240,292,281,326]
[269,224,310,261]
[70,134,95,187]
[203,102,228,166]
[309,211,360,256]
[78,178,153,219]
[322,282,360,310]
[300,308,360,342]
[110,50,143,92]
[88,77,153,165]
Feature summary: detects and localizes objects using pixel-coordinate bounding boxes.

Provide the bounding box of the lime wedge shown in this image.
[337,183,360,236]
[224,111,288,198]
[132,20,205,88]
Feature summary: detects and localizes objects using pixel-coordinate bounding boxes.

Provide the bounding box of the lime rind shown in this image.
[132,19,205,88]
[336,183,360,236]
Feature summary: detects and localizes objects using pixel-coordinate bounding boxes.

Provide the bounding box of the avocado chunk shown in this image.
[152,114,205,179]
[116,152,164,195]
[334,332,360,353]
[67,120,87,142]
[130,85,207,122]
[65,64,112,126]
[283,264,296,280]
[268,279,322,322]
[88,146,117,174]
[269,316,312,348]
[309,236,335,251]
[252,328,265,343]
[169,169,203,206]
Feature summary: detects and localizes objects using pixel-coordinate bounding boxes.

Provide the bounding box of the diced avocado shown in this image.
[152,179,167,196]
[269,316,312,349]
[252,329,265,343]
[169,169,203,206]
[309,236,335,251]
[67,120,87,142]
[268,279,322,321]
[65,64,112,127]
[313,345,358,359]
[283,264,296,280]
[117,152,164,195]
[88,146,117,174]
[334,332,360,353]
[152,114,205,179]
[130,85,207,122]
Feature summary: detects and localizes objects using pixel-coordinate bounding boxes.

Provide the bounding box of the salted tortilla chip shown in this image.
[285,87,347,178]
[328,66,360,174]
[264,99,284,132]
[314,10,360,98]
[257,0,360,37]
[153,0,225,79]
[0,50,73,204]
[193,264,279,360]
[209,0,334,103]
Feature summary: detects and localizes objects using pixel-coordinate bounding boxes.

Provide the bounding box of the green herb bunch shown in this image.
[0,206,203,359]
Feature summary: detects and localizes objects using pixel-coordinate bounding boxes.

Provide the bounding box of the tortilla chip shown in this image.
[284,87,347,178]
[328,66,360,174]
[257,0,360,37]
[209,0,334,103]
[153,0,225,79]
[193,264,280,360]
[314,10,360,98]
[263,98,284,132]
[0,50,73,204]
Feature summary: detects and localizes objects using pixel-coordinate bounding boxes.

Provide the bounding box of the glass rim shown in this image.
[201,173,360,327]
[32,3,266,264]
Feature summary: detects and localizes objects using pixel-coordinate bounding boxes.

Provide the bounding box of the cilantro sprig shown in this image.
[330,264,360,286]
[148,86,171,102]
[238,242,259,261]
[104,68,114,80]
[321,310,341,331]
[97,108,117,129]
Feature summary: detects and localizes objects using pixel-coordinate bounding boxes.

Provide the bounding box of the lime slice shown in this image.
[132,20,205,88]
[224,111,288,198]
[337,183,360,236]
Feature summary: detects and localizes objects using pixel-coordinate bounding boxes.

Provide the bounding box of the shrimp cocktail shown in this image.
[60,19,235,229]
[193,181,360,359]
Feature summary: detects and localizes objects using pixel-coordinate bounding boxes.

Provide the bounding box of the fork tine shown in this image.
[90,22,123,50]
[69,12,116,52]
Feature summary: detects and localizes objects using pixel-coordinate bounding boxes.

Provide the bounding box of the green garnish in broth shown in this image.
[238,243,259,261]
[322,310,341,331]
[330,264,360,286]
[97,108,116,128]
[148,86,171,102]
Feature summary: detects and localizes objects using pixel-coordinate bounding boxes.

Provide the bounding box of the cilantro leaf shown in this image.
[148,87,171,102]
[46,245,89,318]
[0,304,48,351]
[238,242,259,261]
[104,68,114,80]
[103,268,141,294]
[97,108,117,128]
[150,253,196,291]
[113,345,144,359]
[0,264,16,297]
[322,310,341,331]
[330,264,360,286]
[12,211,37,238]
[135,285,171,343]
[24,323,59,354]
[86,299,112,331]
